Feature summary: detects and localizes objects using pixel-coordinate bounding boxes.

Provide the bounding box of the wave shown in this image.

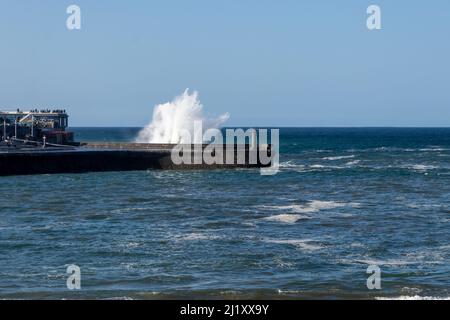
[111,207,150,214]
[418,148,449,152]
[322,155,355,161]
[278,161,305,169]
[345,160,361,166]
[345,147,450,153]
[263,214,309,224]
[120,242,141,249]
[279,160,361,172]
[136,89,229,143]
[366,163,445,172]
[259,201,359,225]
[376,295,450,300]
[103,296,135,300]
[354,259,418,266]
[405,164,438,171]
[309,164,327,169]
[341,248,446,267]
[174,232,222,241]
[258,200,359,214]
[264,239,323,251]
[279,160,445,173]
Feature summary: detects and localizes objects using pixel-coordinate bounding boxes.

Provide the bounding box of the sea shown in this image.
[0,127,449,299]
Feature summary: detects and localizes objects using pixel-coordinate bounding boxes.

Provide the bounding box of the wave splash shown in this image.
[136,89,230,144]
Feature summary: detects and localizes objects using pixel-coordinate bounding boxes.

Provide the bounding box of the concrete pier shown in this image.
[0,142,271,176]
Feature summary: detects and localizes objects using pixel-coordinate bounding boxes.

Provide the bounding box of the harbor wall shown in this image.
[0,143,271,176]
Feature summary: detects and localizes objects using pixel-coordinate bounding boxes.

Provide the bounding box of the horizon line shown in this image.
[68,126,450,129]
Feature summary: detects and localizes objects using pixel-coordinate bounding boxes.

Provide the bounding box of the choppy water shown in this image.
[1,128,449,299]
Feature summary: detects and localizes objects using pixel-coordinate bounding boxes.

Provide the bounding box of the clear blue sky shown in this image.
[0,0,449,127]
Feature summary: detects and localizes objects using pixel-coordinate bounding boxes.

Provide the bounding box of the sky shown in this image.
[0,0,449,127]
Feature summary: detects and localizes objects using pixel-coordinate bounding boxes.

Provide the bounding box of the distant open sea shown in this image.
[1,128,449,299]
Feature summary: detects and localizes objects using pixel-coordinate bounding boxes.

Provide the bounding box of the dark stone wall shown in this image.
[0,150,167,176]
[0,144,271,176]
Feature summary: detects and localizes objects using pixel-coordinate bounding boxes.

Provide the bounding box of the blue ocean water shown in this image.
[0,128,449,299]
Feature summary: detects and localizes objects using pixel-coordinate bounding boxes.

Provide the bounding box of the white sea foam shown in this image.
[315,150,333,153]
[309,163,357,170]
[406,203,443,210]
[419,148,449,152]
[277,289,303,294]
[349,242,365,248]
[263,214,309,224]
[279,162,323,171]
[279,161,305,170]
[340,213,354,217]
[136,89,229,143]
[408,164,438,171]
[345,147,450,153]
[259,200,359,215]
[309,164,326,169]
[265,239,323,251]
[309,200,355,210]
[259,200,359,226]
[279,159,362,172]
[278,161,293,168]
[274,258,295,268]
[322,155,355,161]
[345,160,361,166]
[354,259,419,266]
[124,242,140,248]
[376,296,450,300]
[177,232,222,241]
[111,207,150,214]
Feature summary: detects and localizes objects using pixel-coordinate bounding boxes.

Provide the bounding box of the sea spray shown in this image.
[136,89,229,144]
